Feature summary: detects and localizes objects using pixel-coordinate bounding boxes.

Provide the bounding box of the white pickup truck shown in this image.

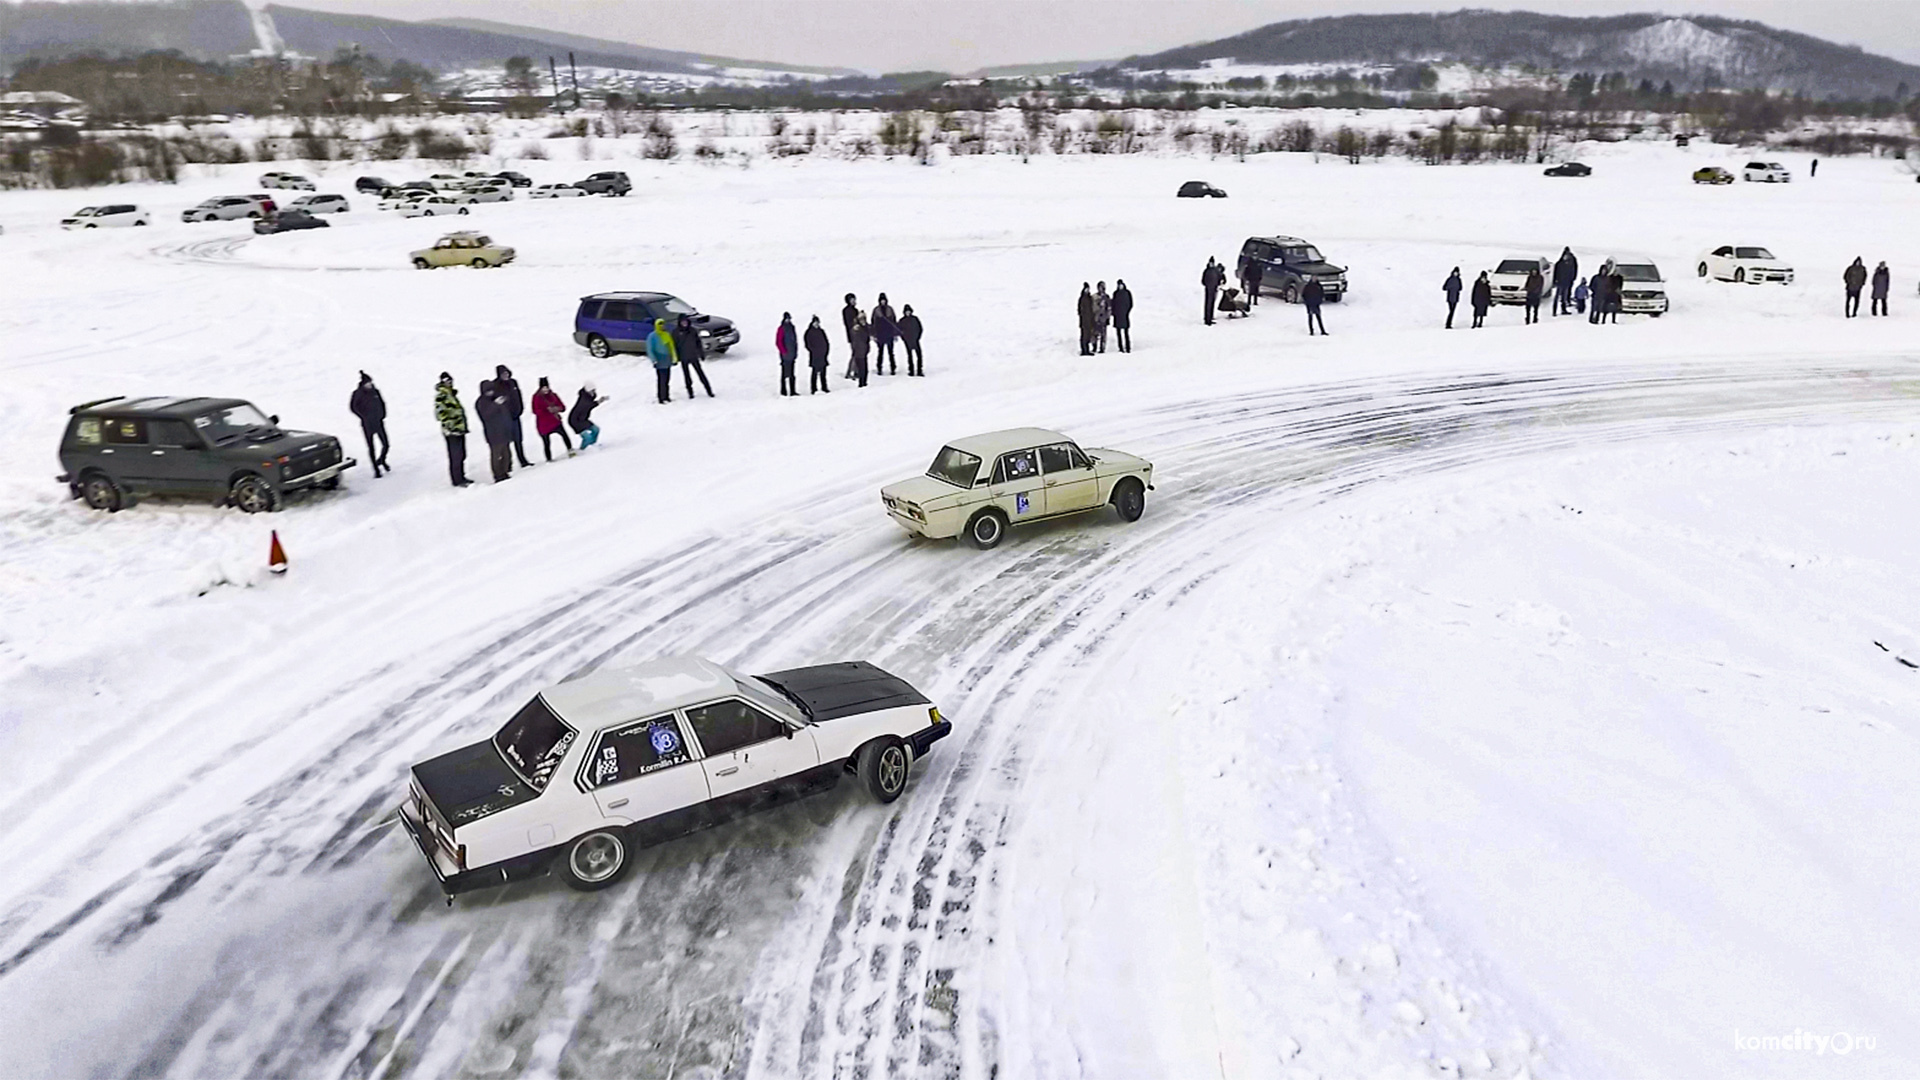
[398,656,950,896]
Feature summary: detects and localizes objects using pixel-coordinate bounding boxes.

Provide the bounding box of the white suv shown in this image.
[1742,161,1792,183]
[289,193,350,214]
[398,655,951,896]
[62,204,150,228]
[259,171,316,190]
[1607,256,1669,315]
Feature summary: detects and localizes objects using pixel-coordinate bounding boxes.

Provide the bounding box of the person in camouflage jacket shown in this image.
[435,372,472,487]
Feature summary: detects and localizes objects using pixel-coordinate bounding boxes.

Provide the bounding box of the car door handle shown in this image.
[606,797,629,808]
[716,766,740,777]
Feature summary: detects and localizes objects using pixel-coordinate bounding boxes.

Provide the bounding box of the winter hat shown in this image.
[496,364,511,378]
[438,371,453,383]
[810,315,821,325]
[538,376,550,387]
[782,311,792,320]
[878,292,888,303]
[358,370,372,384]
[845,293,856,303]
[903,304,913,314]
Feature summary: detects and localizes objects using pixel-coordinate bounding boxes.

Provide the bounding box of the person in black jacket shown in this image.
[1605,267,1625,324]
[1243,258,1264,307]
[1871,261,1891,316]
[493,364,531,468]
[804,315,831,393]
[1523,267,1544,325]
[474,379,512,483]
[899,305,924,376]
[1552,248,1578,315]
[1202,257,1226,325]
[570,382,607,448]
[1077,283,1095,355]
[849,313,871,388]
[1111,281,1134,352]
[1303,278,1327,335]
[841,293,861,378]
[775,312,799,395]
[1588,269,1608,324]
[1844,257,1868,317]
[871,293,898,375]
[1470,271,1493,328]
[674,315,715,398]
[1442,268,1463,328]
[349,370,389,477]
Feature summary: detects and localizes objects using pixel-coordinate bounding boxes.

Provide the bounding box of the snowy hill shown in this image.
[1124,11,1920,99]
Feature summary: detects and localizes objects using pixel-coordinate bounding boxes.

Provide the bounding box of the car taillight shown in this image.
[456,844,467,872]
[929,707,944,725]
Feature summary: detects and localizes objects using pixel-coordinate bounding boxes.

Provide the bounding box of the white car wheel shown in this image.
[559,829,630,890]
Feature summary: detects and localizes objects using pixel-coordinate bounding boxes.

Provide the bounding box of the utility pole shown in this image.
[548,56,564,111]
[569,52,584,110]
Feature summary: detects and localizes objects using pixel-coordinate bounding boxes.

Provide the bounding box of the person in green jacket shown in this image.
[434,372,471,487]
[646,318,678,404]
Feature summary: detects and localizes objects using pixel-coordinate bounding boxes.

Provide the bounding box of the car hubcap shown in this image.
[236,483,265,511]
[572,834,623,882]
[977,518,999,543]
[87,480,111,505]
[879,747,906,792]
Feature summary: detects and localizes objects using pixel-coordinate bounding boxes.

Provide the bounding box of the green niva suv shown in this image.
[58,396,355,513]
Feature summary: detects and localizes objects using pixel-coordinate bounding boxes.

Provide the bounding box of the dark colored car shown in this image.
[574,171,632,196]
[355,176,391,194]
[1177,180,1227,198]
[1236,235,1348,303]
[1544,162,1592,177]
[396,180,436,192]
[253,209,330,235]
[493,171,533,187]
[574,292,739,358]
[58,396,354,513]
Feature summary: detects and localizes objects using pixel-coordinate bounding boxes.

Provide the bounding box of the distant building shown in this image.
[0,90,88,121]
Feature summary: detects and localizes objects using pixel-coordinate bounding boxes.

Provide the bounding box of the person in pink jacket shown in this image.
[530,377,571,460]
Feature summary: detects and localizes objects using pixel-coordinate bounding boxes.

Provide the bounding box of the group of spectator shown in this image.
[1077,281,1135,353]
[1443,249,1625,328]
[644,314,717,405]
[805,292,925,389]
[1200,256,1330,335]
[1842,258,1892,317]
[345,368,607,489]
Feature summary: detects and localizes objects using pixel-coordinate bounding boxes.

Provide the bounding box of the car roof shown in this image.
[582,291,672,302]
[541,656,739,729]
[1249,235,1309,246]
[944,427,1072,456]
[73,395,247,418]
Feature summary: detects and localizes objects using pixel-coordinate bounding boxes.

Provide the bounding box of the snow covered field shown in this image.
[1,139,1917,1078]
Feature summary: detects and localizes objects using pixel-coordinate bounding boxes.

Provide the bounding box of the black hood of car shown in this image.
[412,739,540,826]
[1291,260,1346,276]
[214,429,333,454]
[689,312,735,334]
[757,662,929,722]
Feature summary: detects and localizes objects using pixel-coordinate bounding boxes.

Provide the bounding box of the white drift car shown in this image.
[1698,245,1794,284]
[530,183,588,199]
[881,427,1154,549]
[398,656,951,896]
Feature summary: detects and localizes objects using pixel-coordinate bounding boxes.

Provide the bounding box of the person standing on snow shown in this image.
[1871,261,1891,316]
[1303,278,1328,335]
[899,305,925,376]
[673,314,715,399]
[850,311,872,387]
[474,379,513,483]
[1094,282,1112,353]
[841,293,861,379]
[871,294,899,375]
[1077,283,1095,355]
[1844,257,1868,317]
[1587,270,1607,324]
[531,376,571,460]
[647,318,678,403]
[1202,257,1226,325]
[349,371,389,478]
[434,372,471,487]
[570,382,607,448]
[775,313,799,396]
[493,364,532,469]
[1552,248,1578,315]
[1574,276,1589,315]
[1523,266,1544,325]
[1243,258,1264,307]
[1111,280,1134,352]
[1470,271,1493,328]
[1605,266,1625,324]
[1442,268,1463,328]
[804,315,832,393]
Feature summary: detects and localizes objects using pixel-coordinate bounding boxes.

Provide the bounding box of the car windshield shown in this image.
[194,403,275,444]
[73,207,100,216]
[1496,259,1538,274]
[1281,245,1324,263]
[493,696,576,792]
[1616,264,1662,282]
[927,446,983,488]
[1735,247,1775,260]
[657,296,696,316]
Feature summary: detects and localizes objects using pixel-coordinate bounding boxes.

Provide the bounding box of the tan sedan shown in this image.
[411,231,516,269]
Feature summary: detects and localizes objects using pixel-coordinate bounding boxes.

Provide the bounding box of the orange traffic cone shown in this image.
[268,530,288,575]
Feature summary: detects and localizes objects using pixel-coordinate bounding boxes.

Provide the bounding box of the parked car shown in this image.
[530,183,588,199]
[254,209,330,234]
[288,193,350,214]
[465,183,514,203]
[426,173,469,189]
[400,195,474,218]
[1604,256,1670,315]
[880,428,1154,550]
[57,395,353,513]
[1742,161,1792,183]
[355,176,392,194]
[1697,245,1794,284]
[378,190,432,212]
[1488,256,1550,305]
[259,171,315,190]
[575,171,632,196]
[1177,180,1227,198]
[493,171,533,187]
[412,231,515,269]
[574,292,739,357]
[396,655,951,895]
[1543,162,1592,177]
[182,195,270,222]
[1236,235,1348,303]
[1692,166,1735,185]
[61,204,150,229]
[394,180,436,192]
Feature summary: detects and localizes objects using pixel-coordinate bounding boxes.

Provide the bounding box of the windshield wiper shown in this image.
[758,676,813,722]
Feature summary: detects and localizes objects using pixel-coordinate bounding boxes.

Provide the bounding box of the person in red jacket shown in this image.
[775,313,799,396]
[530,377,571,460]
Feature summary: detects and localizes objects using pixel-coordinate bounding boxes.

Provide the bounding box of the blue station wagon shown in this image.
[574,292,740,358]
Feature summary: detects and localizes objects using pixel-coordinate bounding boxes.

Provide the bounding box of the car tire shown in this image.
[856,738,910,804]
[457,207,470,215]
[964,508,1007,550]
[80,472,123,512]
[249,211,262,219]
[318,477,341,491]
[1112,477,1146,522]
[471,258,487,268]
[85,223,97,229]
[1733,268,1745,284]
[413,258,431,269]
[1697,263,1709,278]
[1281,283,1300,304]
[587,334,611,358]
[135,220,147,226]
[229,474,279,514]
[558,828,631,891]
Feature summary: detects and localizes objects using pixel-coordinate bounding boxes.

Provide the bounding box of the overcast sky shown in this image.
[268,0,1920,72]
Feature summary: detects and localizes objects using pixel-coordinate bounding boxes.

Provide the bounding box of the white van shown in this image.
[1742,161,1792,183]
[62,204,151,229]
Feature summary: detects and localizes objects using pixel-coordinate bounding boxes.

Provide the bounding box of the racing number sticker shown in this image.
[649,723,680,757]
[1016,492,1029,515]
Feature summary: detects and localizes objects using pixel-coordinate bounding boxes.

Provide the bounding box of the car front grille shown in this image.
[285,441,342,480]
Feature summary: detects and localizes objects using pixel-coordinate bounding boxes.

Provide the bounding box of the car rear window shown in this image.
[927,446,982,488]
[494,696,576,792]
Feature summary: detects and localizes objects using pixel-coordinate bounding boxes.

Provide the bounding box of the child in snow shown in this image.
[1573,277,1589,314]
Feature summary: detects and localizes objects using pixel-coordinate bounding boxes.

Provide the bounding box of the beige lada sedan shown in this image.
[411,231,516,269]
[881,427,1153,549]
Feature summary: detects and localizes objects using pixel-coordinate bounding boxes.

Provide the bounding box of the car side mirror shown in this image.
[269,415,279,424]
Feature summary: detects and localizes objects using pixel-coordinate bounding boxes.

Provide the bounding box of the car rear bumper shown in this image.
[907,718,952,757]
[396,802,555,898]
